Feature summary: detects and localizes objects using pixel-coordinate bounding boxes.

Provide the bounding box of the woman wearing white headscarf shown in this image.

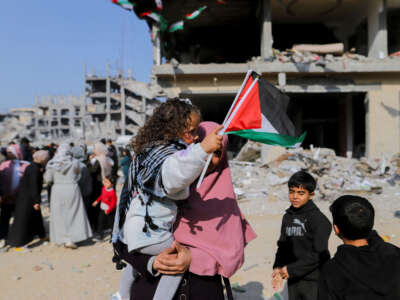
[93,142,113,178]
[45,144,92,249]
[71,146,92,214]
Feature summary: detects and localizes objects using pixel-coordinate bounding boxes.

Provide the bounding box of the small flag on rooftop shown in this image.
[224,71,306,148]
[140,11,168,31]
[155,0,163,10]
[169,21,184,32]
[140,11,160,22]
[111,0,134,11]
[186,6,207,20]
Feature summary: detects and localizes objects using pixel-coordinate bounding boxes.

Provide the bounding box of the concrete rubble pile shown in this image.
[251,43,400,65]
[230,143,400,204]
[0,117,31,142]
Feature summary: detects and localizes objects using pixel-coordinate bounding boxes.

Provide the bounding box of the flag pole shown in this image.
[196,75,259,188]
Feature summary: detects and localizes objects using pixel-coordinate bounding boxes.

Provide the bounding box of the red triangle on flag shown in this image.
[225,77,261,133]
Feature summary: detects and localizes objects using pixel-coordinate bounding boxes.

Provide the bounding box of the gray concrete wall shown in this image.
[366,76,400,158]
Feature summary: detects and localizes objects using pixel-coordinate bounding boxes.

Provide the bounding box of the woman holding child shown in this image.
[113,99,256,300]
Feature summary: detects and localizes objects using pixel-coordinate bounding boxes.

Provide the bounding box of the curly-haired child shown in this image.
[110,98,223,300]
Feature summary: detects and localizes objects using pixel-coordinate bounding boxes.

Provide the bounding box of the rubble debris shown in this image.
[32,266,42,272]
[292,43,344,55]
[235,141,261,162]
[231,141,399,202]
[253,47,385,66]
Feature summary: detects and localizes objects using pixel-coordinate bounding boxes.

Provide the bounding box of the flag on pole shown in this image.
[140,11,168,31]
[186,6,207,20]
[155,0,163,10]
[140,11,161,22]
[169,21,184,32]
[111,0,135,10]
[224,71,306,148]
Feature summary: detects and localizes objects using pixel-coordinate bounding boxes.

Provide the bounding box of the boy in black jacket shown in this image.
[272,171,331,300]
[318,195,400,300]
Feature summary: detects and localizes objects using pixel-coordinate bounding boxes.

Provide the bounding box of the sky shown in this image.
[0,0,153,112]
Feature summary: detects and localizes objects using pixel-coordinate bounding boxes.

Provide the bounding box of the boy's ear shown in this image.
[309,191,315,199]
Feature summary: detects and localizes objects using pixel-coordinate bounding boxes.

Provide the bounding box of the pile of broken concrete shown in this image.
[230,143,400,204]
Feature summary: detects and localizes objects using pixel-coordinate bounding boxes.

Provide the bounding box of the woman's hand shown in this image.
[153,241,191,275]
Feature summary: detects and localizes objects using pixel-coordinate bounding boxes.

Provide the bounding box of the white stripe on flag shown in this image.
[253,114,279,134]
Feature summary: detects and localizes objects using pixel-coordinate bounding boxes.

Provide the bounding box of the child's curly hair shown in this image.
[132,98,201,154]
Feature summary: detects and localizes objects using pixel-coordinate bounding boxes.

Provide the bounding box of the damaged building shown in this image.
[85,67,160,139]
[34,96,86,141]
[0,109,36,142]
[0,70,158,144]
[116,0,400,159]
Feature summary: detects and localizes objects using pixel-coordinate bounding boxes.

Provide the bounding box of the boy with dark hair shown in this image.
[272,171,332,300]
[318,195,400,300]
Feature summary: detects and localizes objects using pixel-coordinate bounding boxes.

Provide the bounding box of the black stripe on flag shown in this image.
[252,72,296,137]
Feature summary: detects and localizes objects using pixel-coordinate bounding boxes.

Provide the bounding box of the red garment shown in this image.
[94,187,117,214]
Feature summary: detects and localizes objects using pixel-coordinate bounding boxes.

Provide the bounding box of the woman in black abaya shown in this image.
[7,150,50,247]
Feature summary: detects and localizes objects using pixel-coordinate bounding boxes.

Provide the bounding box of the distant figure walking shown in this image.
[87,142,114,228]
[119,148,132,181]
[45,144,92,249]
[72,146,92,215]
[8,150,50,247]
[0,144,29,247]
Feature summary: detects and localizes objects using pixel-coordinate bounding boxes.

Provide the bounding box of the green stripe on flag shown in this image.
[226,130,306,148]
[186,6,207,20]
[169,21,184,32]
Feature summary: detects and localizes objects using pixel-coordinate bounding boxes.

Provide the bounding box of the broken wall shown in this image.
[367,76,400,158]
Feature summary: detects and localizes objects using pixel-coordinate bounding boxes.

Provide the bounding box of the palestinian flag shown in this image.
[111,0,134,10]
[186,6,207,20]
[224,71,306,147]
[169,21,184,32]
[155,0,163,10]
[140,11,161,22]
[140,11,168,31]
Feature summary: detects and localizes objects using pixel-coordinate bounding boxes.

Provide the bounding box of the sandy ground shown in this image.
[0,190,399,300]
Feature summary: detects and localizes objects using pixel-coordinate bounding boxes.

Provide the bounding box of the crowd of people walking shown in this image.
[0,137,131,250]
